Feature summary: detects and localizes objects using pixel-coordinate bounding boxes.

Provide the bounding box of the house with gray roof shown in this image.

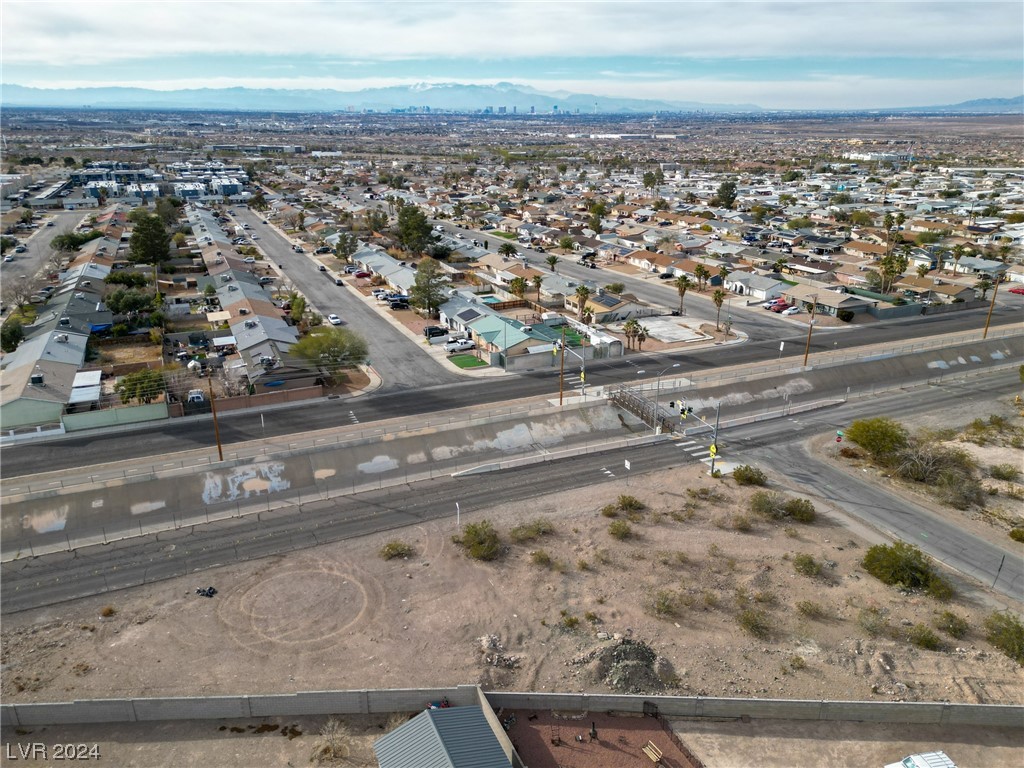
[374,705,518,768]
[723,271,785,302]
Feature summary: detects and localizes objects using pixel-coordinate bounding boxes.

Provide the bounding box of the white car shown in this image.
[781,306,801,316]
[242,256,256,263]
[328,314,342,325]
[444,339,476,353]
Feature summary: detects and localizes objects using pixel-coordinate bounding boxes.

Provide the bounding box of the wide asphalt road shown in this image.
[3,368,1019,614]
[2,307,1019,477]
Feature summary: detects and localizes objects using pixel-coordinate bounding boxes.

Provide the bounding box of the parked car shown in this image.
[389,300,410,310]
[328,314,343,325]
[354,271,371,278]
[318,264,327,272]
[781,306,801,315]
[1009,286,1024,295]
[770,303,791,313]
[762,299,787,309]
[315,246,332,254]
[242,257,256,264]
[423,326,449,338]
[292,245,303,253]
[46,221,55,227]
[444,339,476,353]
[14,245,27,253]
[658,272,674,280]
[3,255,13,263]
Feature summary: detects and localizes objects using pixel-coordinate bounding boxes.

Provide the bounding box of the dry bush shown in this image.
[379,540,414,560]
[310,717,352,765]
[509,519,556,543]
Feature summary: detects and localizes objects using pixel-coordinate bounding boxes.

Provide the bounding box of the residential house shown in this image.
[564,289,651,324]
[783,283,877,316]
[723,271,785,302]
[374,705,519,768]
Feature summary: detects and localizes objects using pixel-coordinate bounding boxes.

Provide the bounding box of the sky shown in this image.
[2,0,1022,110]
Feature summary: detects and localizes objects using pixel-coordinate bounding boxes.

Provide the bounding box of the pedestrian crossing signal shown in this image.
[709,444,718,457]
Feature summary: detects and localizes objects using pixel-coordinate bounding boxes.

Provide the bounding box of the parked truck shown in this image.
[234,225,245,237]
[884,751,957,768]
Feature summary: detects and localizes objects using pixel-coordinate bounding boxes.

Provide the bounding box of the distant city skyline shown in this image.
[2,0,1022,111]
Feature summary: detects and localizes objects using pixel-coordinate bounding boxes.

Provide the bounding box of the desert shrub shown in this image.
[838,445,863,459]
[560,613,580,630]
[732,464,767,486]
[530,549,553,568]
[862,541,953,598]
[753,590,777,605]
[453,520,502,561]
[846,417,909,465]
[989,464,1021,482]
[600,505,619,518]
[100,605,116,618]
[616,494,645,512]
[836,309,854,323]
[1010,529,1024,543]
[793,553,823,578]
[857,606,890,637]
[789,655,807,670]
[688,486,726,503]
[796,600,827,619]
[749,490,785,518]
[509,518,555,543]
[702,591,719,609]
[934,610,970,639]
[608,520,632,540]
[310,717,352,764]
[577,558,590,571]
[584,611,601,624]
[731,514,753,532]
[737,608,771,639]
[784,498,817,523]
[649,590,683,618]
[379,540,414,560]
[934,471,985,510]
[984,612,1024,665]
[908,624,943,651]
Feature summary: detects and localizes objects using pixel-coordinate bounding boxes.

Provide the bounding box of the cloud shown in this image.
[3,0,1022,66]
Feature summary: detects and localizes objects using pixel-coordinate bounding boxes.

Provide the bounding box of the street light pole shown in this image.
[982,275,1002,339]
[802,296,817,368]
[709,400,721,476]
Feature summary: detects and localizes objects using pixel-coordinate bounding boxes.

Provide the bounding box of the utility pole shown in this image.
[207,374,224,462]
[802,296,817,368]
[982,275,1002,339]
[558,325,566,406]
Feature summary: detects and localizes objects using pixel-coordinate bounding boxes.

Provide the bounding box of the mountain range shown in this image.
[1,82,1021,115]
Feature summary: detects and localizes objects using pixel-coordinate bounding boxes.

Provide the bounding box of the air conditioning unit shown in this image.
[55,334,69,343]
[29,373,45,386]
[239,308,249,315]
[244,320,258,329]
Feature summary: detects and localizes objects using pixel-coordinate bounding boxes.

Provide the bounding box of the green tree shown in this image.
[106,288,153,316]
[115,368,165,404]
[950,244,967,277]
[916,264,931,279]
[498,242,518,258]
[975,276,994,299]
[154,197,182,227]
[289,294,307,325]
[364,208,389,234]
[409,257,449,316]
[605,282,625,294]
[587,212,603,233]
[334,232,359,262]
[712,288,727,330]
[545,254,559,273]
[508,276,527,298]
[846,417,909,465]
[642,170,658,193]
[1,319,25,352]
[249,190,268,211]
[788,216,813,230]
[850,210,874,227]
[558,235,574,251]
[714,180,738,209]
[426,243,453,261]
[781,170,804,182]
[128,215,169,264]
[622,318,639,349]
[674,274,692,315]
[877,250,909,293]
[63,156,76,167]
[289,326,368,381]
[635,324,649,350]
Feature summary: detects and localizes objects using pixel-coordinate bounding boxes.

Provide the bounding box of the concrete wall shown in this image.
[3,688,1021,728]
[62,402,169,432]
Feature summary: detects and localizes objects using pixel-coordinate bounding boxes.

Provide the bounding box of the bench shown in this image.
[642,740,663,764]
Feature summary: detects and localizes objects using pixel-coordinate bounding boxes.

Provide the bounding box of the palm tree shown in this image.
[712,289,727,331]
[581,307,594,325]
[509,277,527,298]
[916,264,930,279]
[773,257,789,275]
[531,274,543,302]
[635,325,649,351]
[623,318,640,349]
[498,242,518,258]
[950,244,966,276]
[546,254,560,273]
[975,276,994,300]
[674,275,692,315]
[694,264,710,291]
[718,265,731,283]
[574,285,591,321]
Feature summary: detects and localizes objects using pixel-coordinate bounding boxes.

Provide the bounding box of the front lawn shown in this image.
[449,354,488,369]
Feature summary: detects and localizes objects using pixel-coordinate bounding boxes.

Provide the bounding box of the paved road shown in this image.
[3,369,1019,614]
[233,208,461,393]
